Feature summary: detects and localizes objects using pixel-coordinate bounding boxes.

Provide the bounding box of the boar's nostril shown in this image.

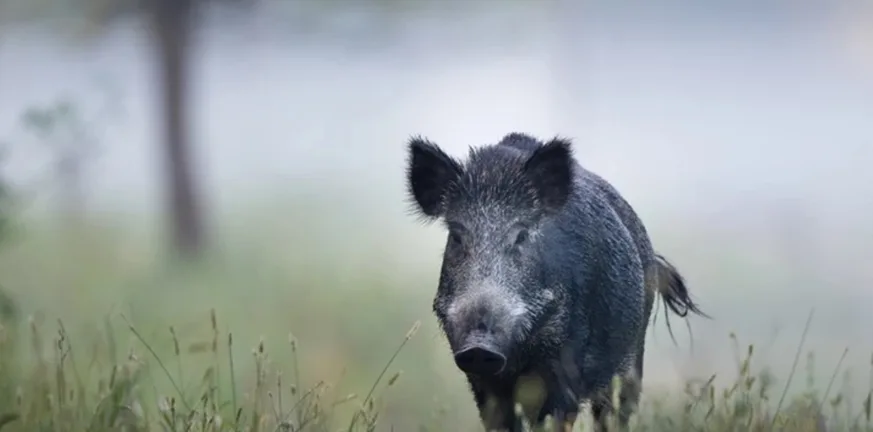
[453,346,507,376]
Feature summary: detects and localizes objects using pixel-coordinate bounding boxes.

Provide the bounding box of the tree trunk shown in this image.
[149,0,206,259]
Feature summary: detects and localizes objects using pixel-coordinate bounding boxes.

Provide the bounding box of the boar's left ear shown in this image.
[406,136,463,219]
[523,137,574,211]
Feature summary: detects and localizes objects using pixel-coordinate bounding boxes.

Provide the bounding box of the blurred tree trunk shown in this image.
[148,0,206,259]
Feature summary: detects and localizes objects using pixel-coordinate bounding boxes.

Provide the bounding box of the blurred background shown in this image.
[0,0,871,429]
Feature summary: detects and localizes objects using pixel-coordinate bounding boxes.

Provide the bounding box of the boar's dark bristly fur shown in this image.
[405,132,707,431]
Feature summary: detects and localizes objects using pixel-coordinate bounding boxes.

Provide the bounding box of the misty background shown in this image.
[0,0,871,429]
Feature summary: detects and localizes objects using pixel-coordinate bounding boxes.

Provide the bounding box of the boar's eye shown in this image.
[446,222,468,248]
[512,227,530,247]
[448,230,464,247]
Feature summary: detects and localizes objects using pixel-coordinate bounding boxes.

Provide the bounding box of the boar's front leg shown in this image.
[511,369,581,431]
[548,411,579,432]
[471,382,516,431]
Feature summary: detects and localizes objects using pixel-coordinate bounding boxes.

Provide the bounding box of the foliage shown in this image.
[0,303,871,431]
[0,309,420,432]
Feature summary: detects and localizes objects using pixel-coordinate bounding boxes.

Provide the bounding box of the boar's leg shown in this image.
[563,412,578,432]
[590,368,641,431]
[472,385,516,431]
[473,371,575,432]
[512,371,549,427]
[553,411,578,432]
[589,268,654,432]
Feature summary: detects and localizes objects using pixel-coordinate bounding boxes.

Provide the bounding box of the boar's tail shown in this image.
[653,254,709,344]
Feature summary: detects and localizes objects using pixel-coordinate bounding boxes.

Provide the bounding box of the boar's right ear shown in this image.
[523,137,574,212]
[406,136,463,219]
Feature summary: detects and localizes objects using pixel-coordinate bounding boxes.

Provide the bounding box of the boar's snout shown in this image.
[445,289,526,376]
[453,342,507,376]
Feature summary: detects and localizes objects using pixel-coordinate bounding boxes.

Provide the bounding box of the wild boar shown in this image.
[405,132,706,431]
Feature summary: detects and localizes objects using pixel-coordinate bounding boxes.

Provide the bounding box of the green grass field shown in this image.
[0,197,870,431]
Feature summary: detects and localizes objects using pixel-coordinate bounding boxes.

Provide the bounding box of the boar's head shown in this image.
[405,135,574,377]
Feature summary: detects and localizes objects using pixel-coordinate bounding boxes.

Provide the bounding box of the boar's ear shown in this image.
[523,137,574,211]
[406,136,463,219]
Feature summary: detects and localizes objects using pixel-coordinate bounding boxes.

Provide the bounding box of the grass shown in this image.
[1,306,871,431]
[0,308,420,431]
[0,203,871,431]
